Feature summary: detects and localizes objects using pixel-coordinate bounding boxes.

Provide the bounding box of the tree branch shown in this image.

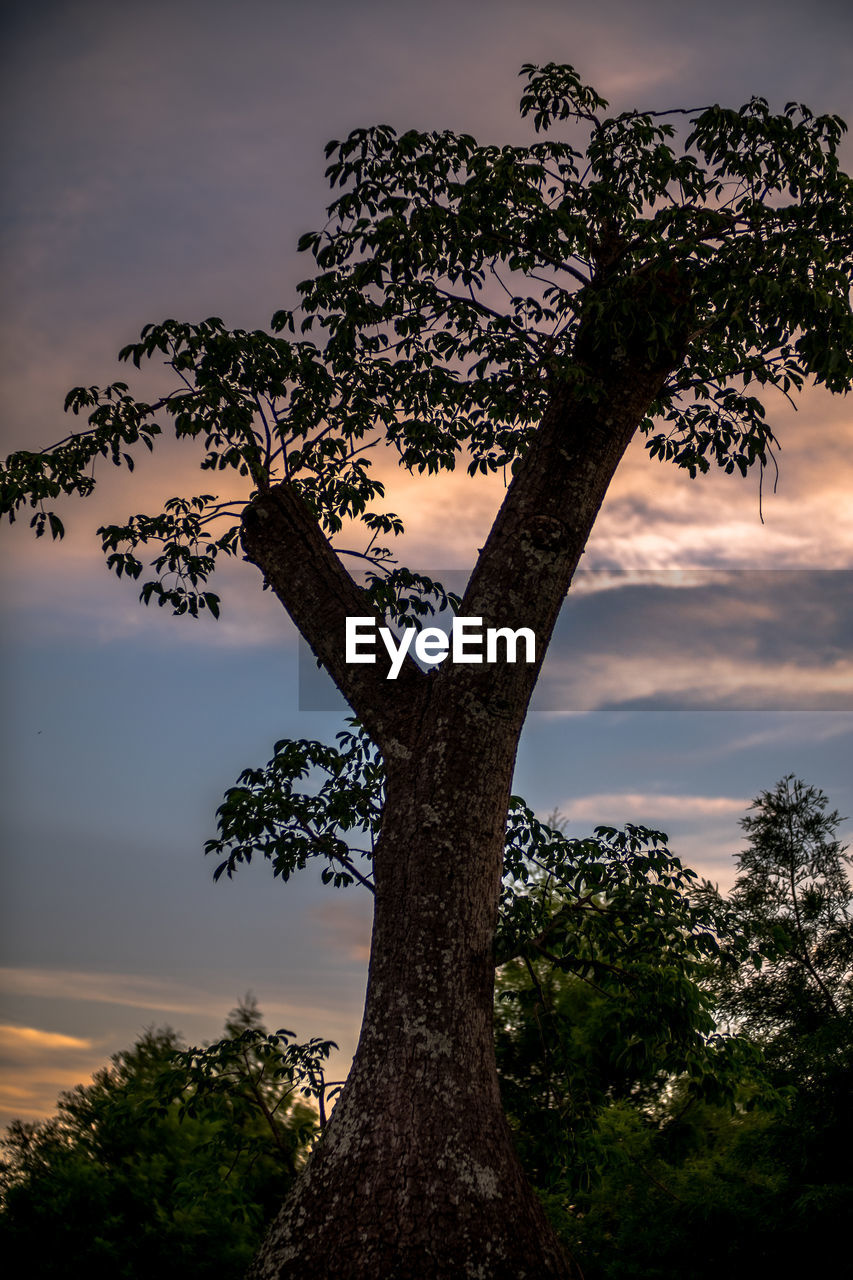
[240,481,426,751]
[443,348,678,730]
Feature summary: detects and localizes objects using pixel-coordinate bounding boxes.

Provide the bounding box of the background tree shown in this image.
[0,1001,326,1280]
[496,779,852,1280]
[700,776,852,1273]
[3,63,853,1278]
[716,775,852,1062]
[493,812,759,1204]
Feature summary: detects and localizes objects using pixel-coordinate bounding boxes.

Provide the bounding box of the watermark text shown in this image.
[346,616,536,680]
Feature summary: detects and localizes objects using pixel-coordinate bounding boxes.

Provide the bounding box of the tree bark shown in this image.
[241,354,676,1278]
[248,709,573,1278]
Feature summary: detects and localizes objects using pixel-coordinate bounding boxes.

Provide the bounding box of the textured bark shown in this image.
[241,356,675,1279]
[248,718,572,1279]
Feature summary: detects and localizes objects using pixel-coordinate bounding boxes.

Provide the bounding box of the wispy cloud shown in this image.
[0,1070,105,1125]
[0,1023,104,1124]
[0,969,366,1124]
[0,968,228,1016]
[549,791,750,889]
[722,716,853,754]
[586,400,853,572]
[0,968,352,1030]
[0,967,364,1053]
[541,653,853,716]
[568,569,718,597]
[0,1024,93,1055]
[562,792,748,822]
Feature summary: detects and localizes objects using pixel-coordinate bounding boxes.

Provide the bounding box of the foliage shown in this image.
[493,808,764,1197]
[207,723,763,1139]
[158,998,341,1132]
[714,774,852,1060]
[552,1096,847,1280]
[0,1001,321,1280]
[498,779,853,1280]
[206,723,382,891]
[2,66,852,620]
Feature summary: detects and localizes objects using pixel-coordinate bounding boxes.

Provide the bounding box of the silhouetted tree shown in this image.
[4,63,853,1277]
[0,1002,323,1280]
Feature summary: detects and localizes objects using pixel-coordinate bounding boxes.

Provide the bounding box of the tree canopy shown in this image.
[3,65,851,636]
[0,1001,325,1280]
[541,778,853,1280]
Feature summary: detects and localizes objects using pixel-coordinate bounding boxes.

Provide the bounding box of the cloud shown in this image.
[548,791,750,890]
[568,569,717,597]
[535,570,853,714]
[563,792,748,822]
[542,653,853,716]
[0,967,345,1026]
[0,1023,104,1124]
[0,1025,93,1055]
[0,967,363,1057]
[0,968,229,1016]
[585,396,853,572]
[0,1071,103,1125]
[0,968,367,1123]
[721,717,853,754]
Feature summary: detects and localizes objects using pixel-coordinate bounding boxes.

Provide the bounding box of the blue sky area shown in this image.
[1,0,852,1121]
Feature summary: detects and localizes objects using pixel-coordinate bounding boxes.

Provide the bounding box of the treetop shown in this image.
[2,62,852,622]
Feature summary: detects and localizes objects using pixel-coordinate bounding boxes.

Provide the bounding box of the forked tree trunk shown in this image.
[242,346,680,1278]
[249,704,575,1279]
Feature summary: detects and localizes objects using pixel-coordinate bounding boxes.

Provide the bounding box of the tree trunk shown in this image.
[242,352,679,1278]
[248,698,576,1279]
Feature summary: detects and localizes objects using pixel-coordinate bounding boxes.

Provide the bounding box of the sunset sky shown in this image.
[1,0,852,1124]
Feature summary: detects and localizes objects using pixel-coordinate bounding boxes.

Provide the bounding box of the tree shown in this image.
[3,63,852,1278]
[719,775,852,1058]
[710,776,853,1249]
[487,807,764,1254]
[0,1001,325,1280]
[553,779,853,1280]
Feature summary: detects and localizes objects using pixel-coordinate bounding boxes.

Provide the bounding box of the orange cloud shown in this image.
[0,1024,92,1055]
[564,792,748,821]
[0,1024,104,1125]
[0,972,366,1125]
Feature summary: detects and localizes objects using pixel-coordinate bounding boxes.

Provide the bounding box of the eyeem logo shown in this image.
[346,616,536,681]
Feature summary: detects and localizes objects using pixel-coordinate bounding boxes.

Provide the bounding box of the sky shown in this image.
[1,0,852,1125]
